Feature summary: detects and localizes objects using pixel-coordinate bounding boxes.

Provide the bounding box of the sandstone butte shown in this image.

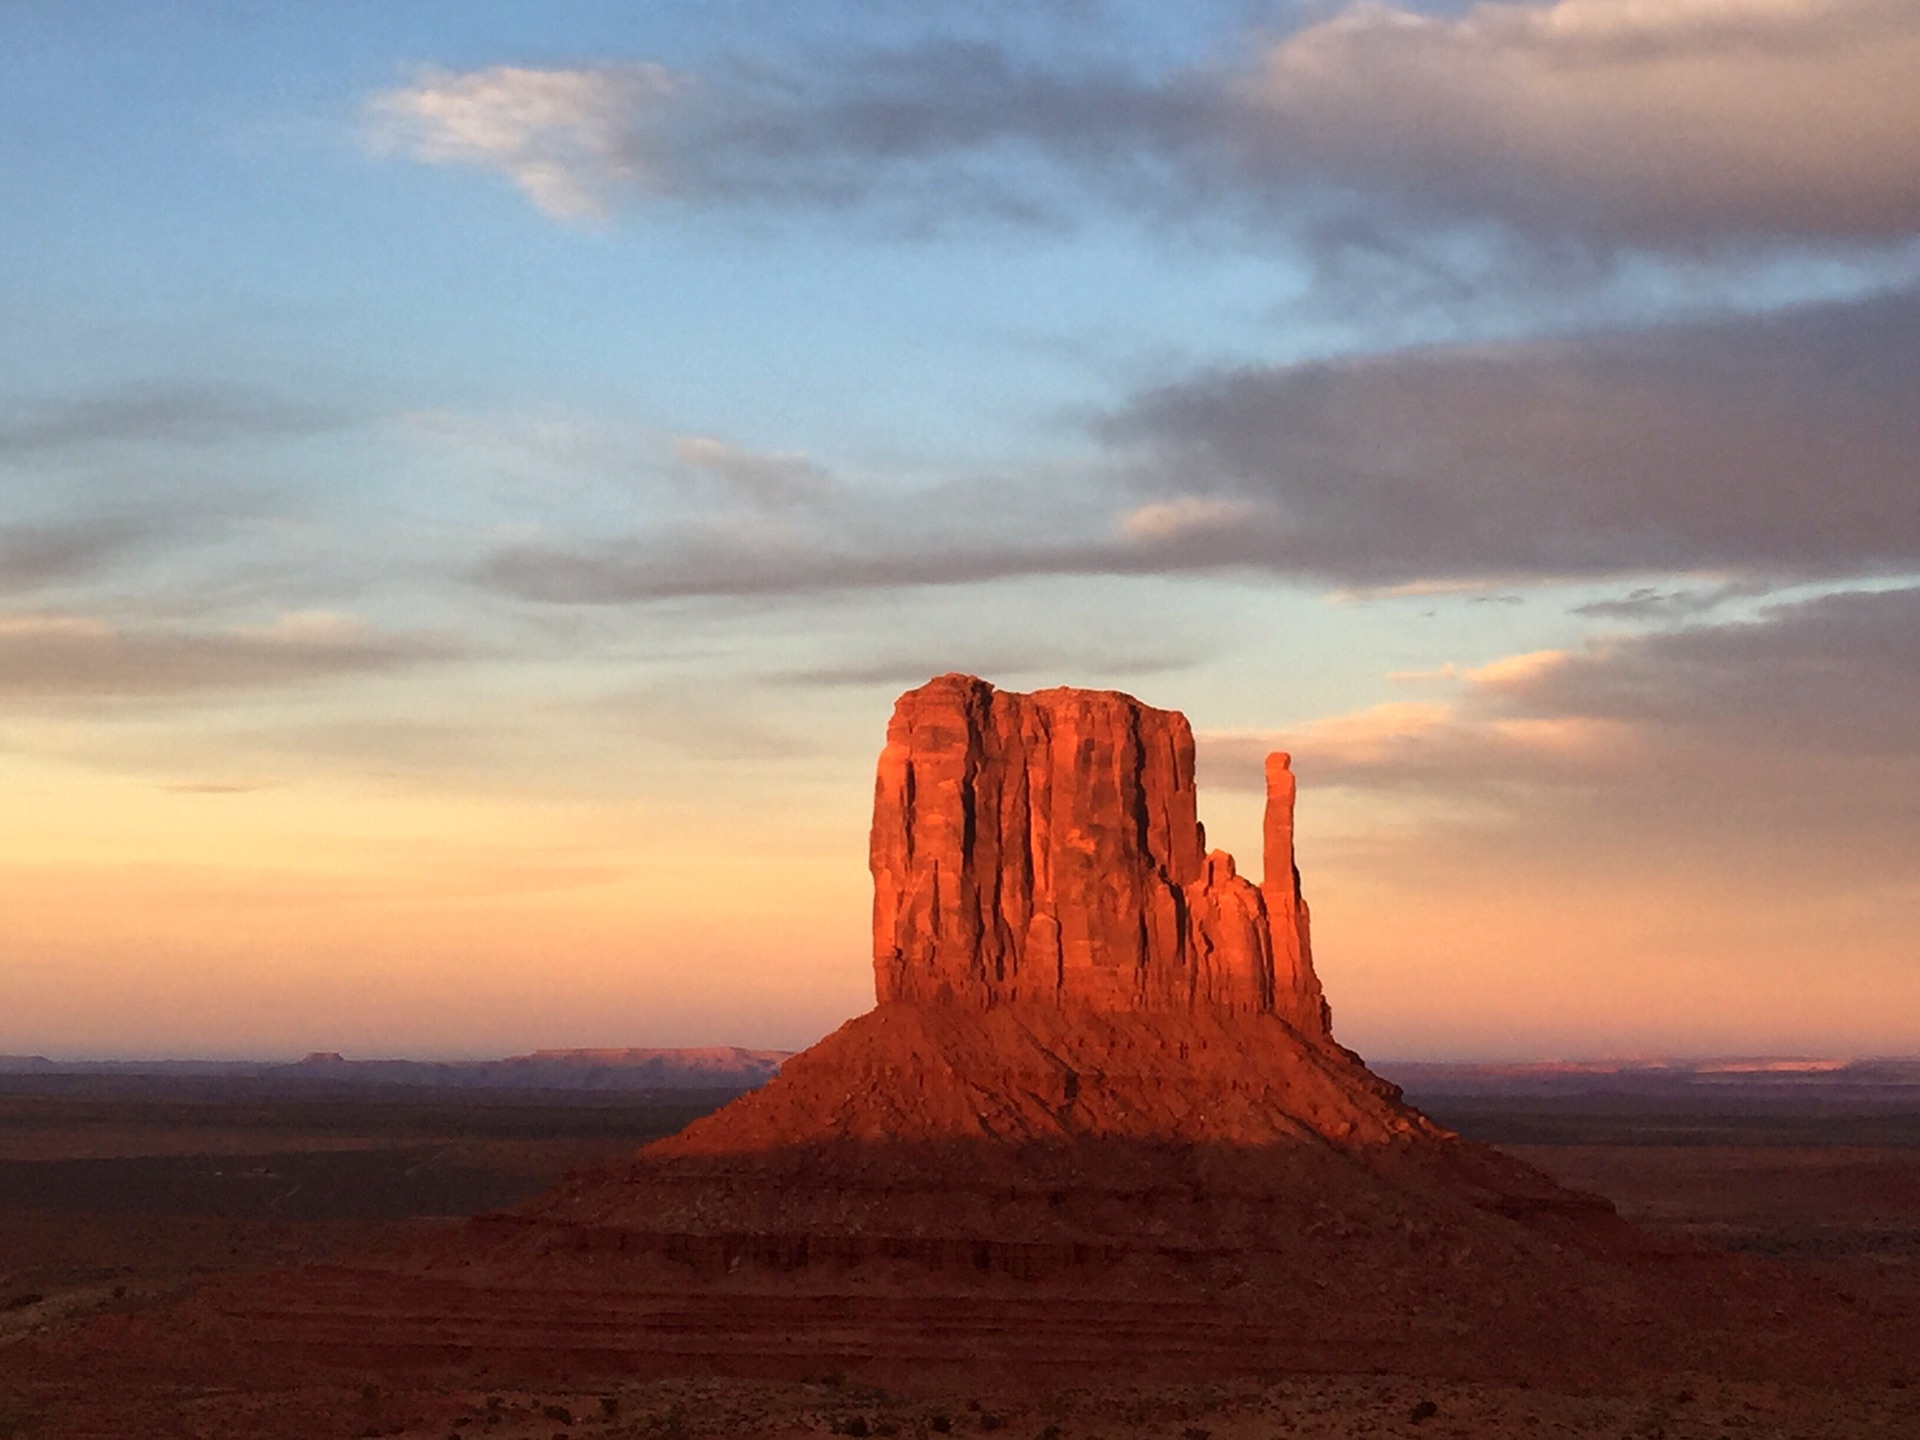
[21,676,1899,1400]
[871,675,1328,1032]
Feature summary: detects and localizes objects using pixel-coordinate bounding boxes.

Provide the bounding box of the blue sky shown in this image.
[4,0,1919,1059]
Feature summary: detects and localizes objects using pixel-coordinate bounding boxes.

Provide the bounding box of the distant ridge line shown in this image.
[1377,1056,1920,1098]
[0,1047,791,1091]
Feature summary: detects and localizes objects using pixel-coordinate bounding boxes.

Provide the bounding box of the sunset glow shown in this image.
[4,0,1918,1059]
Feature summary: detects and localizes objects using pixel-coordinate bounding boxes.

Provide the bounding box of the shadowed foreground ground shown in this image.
[0,1069,1916,1438]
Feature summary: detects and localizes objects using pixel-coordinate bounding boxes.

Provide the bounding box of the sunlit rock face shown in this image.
[1263,750,1332,1037]
[869,673,1330,1035]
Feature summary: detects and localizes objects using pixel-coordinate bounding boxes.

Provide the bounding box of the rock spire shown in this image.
[869,674,1330,1035]
[1264,750,1332,1036]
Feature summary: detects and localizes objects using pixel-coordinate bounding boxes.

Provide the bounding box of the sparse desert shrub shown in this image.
[542,1404,573,1425]
[926,1413,952,1434]
[1408,1399,1438,1424]
[600,1396,621,1420]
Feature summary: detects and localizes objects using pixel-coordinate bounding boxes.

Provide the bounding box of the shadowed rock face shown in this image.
[871,674,1327,1034]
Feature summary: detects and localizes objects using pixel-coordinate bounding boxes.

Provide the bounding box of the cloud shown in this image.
[1244,0,1920,247]
[671,435,837,507]
[1193,580,1920,1043]
[473,504,1289,604]
[1570,581,1776,622]
[1118,494,1260,543]
[368,43,1217,225]
[774,640,1199,689]
[1209,584,1920,1056]
[0,520,142,594]
[586,686,816,760]
[1106,284,1920,585]
[478,532,1066,602]
[0,610,461,700]
[477,284,1920,602]
[0,383,344,458]
[367,2,1920,249]
[1207,583,1920,835]
[1496,586,1920,760]
[366,64,680,220]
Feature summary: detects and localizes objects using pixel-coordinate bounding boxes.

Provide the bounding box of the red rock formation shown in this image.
[1264,751,1331,1035]
[871,674,1325,1034]
[22,674,1898,1407]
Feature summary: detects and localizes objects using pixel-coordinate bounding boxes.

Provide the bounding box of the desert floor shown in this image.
[1,1073,1916,1439]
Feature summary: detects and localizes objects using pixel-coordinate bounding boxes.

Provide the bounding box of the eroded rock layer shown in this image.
[61,1001,1883,1393]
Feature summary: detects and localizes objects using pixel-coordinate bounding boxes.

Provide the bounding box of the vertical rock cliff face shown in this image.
[1264,751,1332,1036]
[870,674,1330,1035]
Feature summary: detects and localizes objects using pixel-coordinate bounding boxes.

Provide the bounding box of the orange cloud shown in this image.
[1203,586,1920,1057]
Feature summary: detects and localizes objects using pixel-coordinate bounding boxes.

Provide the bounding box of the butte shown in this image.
[186,678,1862,1378]
[40,676,1885,1390]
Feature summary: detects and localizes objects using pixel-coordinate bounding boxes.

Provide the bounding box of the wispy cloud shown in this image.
[0,520,144,594]
[473,505,1293,604]
[1192,581,1920,1054]
[1571,581,1777,623]
[1242,0,1920,246]
[366,64,681,220]
[671,435,837,508]
[0,610,462,700]
[475,284,1920,602]
[1106,284,1920,585]
[1118,494,1259,543]
[586,685,817,760]
[0,383,346,458]
[774,640,1201,690]
[1196,581,1920,940]
[366,2,1920,251]
[1209,583,1920,803]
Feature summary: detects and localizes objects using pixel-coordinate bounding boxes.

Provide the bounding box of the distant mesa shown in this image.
[276,1047,790,1091]
[0,1049,789,1091]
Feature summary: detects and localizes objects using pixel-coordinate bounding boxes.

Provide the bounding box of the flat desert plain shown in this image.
[1,1065,1916,1439]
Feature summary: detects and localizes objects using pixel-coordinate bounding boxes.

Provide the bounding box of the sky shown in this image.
[3,0,1918,1061]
